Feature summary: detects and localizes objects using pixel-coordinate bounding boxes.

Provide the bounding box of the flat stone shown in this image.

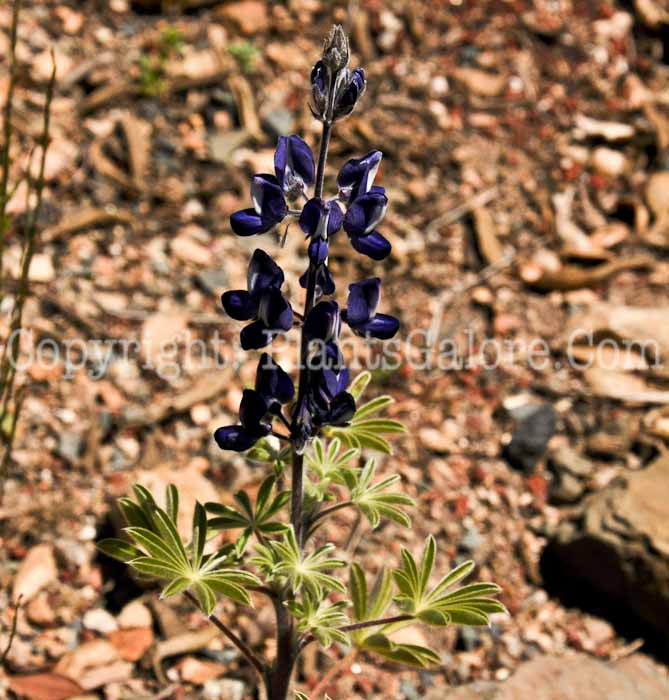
[431,653,669,699]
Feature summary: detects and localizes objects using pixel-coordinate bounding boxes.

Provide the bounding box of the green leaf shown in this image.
[362,634,440,668]
[392,539,505,629]
[97,538,143,563]
[344,459,414,530]
[166,484,179,524]
[110,484,260,616]
[191,501,207,569]
[350,563,368,622]
[348,371,372,400]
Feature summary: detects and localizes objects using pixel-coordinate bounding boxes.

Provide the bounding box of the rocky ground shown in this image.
[1,0,669,699]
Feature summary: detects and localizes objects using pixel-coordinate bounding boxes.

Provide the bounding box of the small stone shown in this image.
[548,445,594,478]
[117,600,152,629]
[108,627,154,662]
[504,403,557,473]
[13,544,58,603]
[219,1,269,35]
[57,431,84,464]
[191,403,212,426]
[202,679,245,700]
[196,269,229,294]
[453,67,507,97]
[262,107,294,139]
[26,594,56,627]
[592,147,627,177]
[172,235,213,266]
[550,470,584,504]
[28,254,55,283]
[179,656,226,684]
[83,608,118,636]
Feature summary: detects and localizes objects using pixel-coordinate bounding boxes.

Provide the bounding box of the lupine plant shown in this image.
[100,26,505,700]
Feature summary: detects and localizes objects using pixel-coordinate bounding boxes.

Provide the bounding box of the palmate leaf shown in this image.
[362,634,441,668]
[324,372,407,455]
[341,459,414,529]
[305,437,360,499]
[98,484,260,616]
[392,536,506,627]
[348,564,442,668]
[206,475,289,543]
[287,593,350,649]
[253,526,346,598]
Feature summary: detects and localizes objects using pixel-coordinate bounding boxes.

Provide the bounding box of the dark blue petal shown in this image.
[221,290,257,321]
[335,68,366,117]
[230,208,277,237]
[239,389,271,433]
[349,230,391,261]
[299,198,327,238]
[343,192,388,236]
[328,201,343,236]
[357,313,400,340]
[241,320,275,350]
[248,249,285,298]
[308,239,328,265]
[345,278,380,327]
[257,288,293,332]
[311,60,326,95]
[251,174,288,223]
[214,425,259,452]
[337,150,383,201]
[274,136,315,192]
[304,300,340,343]
[324,392,356,426]
[256,353,295,405]
[299,263,336,295]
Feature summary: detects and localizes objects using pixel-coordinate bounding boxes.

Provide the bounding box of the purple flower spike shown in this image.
[275,135,315,195]
[221,250,293,350]
[343,278,399,339]
[231,174,288,237]
[337,150,383,202]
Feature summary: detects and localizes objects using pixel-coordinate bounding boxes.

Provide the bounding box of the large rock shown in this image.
[541,454,669,648]
[432,653,669,699]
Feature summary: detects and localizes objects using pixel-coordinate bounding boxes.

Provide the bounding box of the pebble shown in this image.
[117,600,153,629]
[202,679,245,700]
[28,254,56,283]
[219,1,269,35]
[83,608,118,635]
[13,544,58,603]
[592,147,627,177]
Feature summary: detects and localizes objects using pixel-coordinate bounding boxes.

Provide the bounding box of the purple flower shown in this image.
[334,68,366,119]
[303,300,341,345]
[231,174,288,237]
[221,249,293,350]
[275,135,315,196]
[337,150,383,203]
[336,151,390,260]
[214,353,294,452]
[342,278,399,339]
[230,136,315,237]
[343,191,390,261]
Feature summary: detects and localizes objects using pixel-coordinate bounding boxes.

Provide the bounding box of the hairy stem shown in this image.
[183,591,265,676]
[306,500,354,539]
[266,594,297,700]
